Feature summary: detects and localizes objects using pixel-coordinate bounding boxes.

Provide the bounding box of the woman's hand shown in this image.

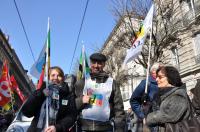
[44,125,56,132]
[43,88,49,96]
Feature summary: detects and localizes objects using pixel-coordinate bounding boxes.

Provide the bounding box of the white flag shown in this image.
[30,44,46,79]
[123,4,154,65]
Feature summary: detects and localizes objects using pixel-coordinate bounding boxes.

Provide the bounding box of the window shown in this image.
[171,46,180,68]
[193,34,200,63]
[180,0,195,19]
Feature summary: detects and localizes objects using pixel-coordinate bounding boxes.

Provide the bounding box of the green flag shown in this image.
[77,45,90,80]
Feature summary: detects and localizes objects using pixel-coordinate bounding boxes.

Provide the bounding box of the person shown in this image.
[22,66,77,132]
[129,63,160,131]
[146,66,191,132]
[75,52,126,132]
[191,79,200,115]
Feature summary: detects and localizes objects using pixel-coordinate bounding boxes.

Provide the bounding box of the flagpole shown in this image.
[82,45,87,95]
[144,12,153,94]
[45,17,50,128]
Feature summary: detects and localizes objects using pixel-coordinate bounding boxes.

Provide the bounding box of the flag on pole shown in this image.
[30,44,46,79]
[77,45,90,80]
[37,67,45,89]
[123,5,154,65]
[45,17,51,128]
[10,75,26,102]
[0,60,12,108]
[44,18,51,83]
[30,18,50,90]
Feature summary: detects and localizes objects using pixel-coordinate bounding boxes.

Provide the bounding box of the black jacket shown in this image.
[75,72,126,132]
[191,79,200,115]
[21,82,77,132]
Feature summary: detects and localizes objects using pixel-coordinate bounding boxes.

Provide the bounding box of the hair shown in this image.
[156,66,183,87]
[150,62,160,72]
[49,66,64,80]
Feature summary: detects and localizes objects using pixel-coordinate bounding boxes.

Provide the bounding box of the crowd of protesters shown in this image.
[1,52,199,132]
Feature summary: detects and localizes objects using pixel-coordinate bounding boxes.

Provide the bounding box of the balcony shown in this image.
[182,0,200,26]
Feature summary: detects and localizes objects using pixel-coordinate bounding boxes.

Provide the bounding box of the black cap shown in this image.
[90,53,107,62]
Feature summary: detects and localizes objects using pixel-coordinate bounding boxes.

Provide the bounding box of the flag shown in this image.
[0,60,11,108]
[10,75,26,102]
[77,45,90,80]
[30,19,50,82]
[123,4,154,65]
[3,102,12,111]
[37,67,45,89]
[30,44,46,79]
[45,18,51,82]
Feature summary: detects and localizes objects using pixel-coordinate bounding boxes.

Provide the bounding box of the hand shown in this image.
[142,102,152,116]
[44,125,56,132]
[82,95,90,104]
[43,88,49,96]
[141,93,148,102]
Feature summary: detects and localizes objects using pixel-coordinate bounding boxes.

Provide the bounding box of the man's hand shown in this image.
[82,95,90,104]
[44,125,56,132]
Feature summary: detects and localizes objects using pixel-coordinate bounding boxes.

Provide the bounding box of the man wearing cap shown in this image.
[75,52,125,132]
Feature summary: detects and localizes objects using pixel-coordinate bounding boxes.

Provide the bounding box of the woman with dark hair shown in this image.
[146,66,191,132]
[22,66,77,132]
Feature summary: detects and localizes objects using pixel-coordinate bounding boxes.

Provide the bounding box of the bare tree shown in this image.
[110,0,182,68]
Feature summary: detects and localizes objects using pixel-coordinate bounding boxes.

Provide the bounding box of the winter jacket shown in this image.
[21,82,77,132]
[191,79,200,115]
[146,85,191,132]
[75,72,126,132]
[130,76,158,119]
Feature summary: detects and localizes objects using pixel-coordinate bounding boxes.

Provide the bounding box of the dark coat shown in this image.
[75,72,126,132]
[191,79,200,115]
[146,86,191,132]
[21,83,77,132]
[130,76,158,119]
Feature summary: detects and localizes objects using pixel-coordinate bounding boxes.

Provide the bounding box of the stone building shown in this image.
[0,29,35,109]
[154,0,200,91]
[101,0,200,105]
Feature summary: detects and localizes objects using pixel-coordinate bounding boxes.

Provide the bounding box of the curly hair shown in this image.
[156,66,183,87]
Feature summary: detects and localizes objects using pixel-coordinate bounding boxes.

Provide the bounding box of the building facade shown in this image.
[0,29,35,109]
[101,0,200,106]
[154,0,200,91]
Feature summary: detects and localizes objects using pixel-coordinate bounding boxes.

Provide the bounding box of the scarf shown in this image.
[37,84,60,130]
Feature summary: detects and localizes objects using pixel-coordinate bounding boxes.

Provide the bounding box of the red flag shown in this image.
[37,67,45,90]
[0,60,11,107]
[10,75,26,102]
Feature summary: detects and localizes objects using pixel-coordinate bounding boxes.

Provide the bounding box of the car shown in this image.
[6,108,33,132]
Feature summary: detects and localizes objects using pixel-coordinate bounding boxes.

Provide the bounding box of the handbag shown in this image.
[165,116,200,132]
[165,95,200,132]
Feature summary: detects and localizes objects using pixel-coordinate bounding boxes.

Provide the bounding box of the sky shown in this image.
[0,0,116,81]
